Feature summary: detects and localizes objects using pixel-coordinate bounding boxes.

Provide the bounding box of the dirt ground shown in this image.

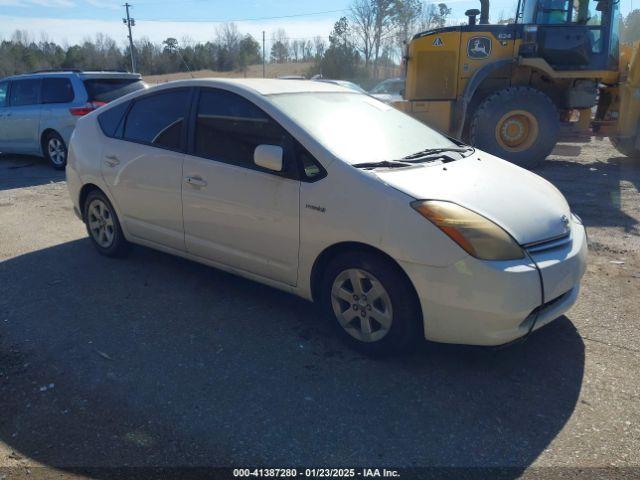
[0,138,639,479]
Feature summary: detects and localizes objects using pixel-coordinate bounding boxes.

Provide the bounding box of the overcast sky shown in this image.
[0,0,635,47]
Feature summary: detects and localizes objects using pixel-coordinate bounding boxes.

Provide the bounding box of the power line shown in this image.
[133,8,349,23]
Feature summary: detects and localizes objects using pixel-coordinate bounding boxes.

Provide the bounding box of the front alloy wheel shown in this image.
[322,251,422,355]
[331,268,394,343]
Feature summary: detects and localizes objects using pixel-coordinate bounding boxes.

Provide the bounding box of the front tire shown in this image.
[321,251,422,356]
[43,131,68,170]
[469,86,559,169]
[83,190,130,257]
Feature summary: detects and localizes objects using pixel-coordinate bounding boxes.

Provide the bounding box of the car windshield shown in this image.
[268,92,458,165]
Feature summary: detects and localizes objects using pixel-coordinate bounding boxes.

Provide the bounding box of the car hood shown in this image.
[373,152,571,245]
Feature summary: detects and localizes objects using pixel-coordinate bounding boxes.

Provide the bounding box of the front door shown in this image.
[182,88,300,286]
[100,88,192,251]
[4,79,42,154]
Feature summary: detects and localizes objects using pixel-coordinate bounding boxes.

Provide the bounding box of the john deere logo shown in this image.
[467,36,491,59]
[433,37,444,47]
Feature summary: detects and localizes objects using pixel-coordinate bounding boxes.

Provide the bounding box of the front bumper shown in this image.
[400,223,588,346]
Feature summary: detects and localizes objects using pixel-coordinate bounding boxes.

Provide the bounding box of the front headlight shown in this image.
[411,200,525,261]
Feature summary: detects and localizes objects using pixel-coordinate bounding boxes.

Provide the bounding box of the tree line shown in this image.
[6,1,640,82]
[0,0,456,81]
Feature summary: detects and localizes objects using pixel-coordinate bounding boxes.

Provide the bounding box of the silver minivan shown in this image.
[0,70,145,169]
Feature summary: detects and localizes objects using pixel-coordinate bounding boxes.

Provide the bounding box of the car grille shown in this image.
[524,232,572,254]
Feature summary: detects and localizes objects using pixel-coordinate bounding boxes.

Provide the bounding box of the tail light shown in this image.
[69,101,107,116]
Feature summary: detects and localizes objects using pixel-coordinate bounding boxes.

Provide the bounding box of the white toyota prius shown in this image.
[66,79,587,355]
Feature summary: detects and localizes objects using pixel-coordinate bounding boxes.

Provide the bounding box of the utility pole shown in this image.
[123,3,136,73]
[262,31,266,78]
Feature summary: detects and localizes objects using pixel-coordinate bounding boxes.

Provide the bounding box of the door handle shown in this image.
[185,176,207,187]
[104,155,120,167]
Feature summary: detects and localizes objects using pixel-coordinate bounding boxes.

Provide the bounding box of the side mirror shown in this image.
[254,144,284,172]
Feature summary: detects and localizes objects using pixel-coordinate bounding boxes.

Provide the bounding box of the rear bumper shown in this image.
[400,223,588,346]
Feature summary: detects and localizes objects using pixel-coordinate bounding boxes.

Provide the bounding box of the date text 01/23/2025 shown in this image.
[233,468,401,478]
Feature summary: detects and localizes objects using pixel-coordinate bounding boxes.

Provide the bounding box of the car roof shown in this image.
[2,71,142,81]
[147,78,354,96]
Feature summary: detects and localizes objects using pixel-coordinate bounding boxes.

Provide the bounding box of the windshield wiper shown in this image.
[352,160,413,170]
[401,146,475,161]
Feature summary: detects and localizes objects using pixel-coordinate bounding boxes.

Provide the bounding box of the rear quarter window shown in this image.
[98,101,130,138]
[83,79,145,103]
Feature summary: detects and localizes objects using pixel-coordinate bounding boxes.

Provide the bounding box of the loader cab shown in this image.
[518,0,620,70]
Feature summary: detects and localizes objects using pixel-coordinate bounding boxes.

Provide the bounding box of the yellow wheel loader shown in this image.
[395,0,640,168]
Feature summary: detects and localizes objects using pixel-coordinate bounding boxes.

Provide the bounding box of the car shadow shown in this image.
[0,239,585,476]
[535,153,640,232]
[0,154,64,191]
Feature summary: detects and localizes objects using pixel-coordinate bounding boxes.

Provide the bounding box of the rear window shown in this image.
[83,78,145,103]
[42,78,74,104]
[123,89,190,151]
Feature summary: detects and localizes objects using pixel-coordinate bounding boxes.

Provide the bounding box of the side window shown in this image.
[41,78,75,104]
[0,82,8,107]
[98,101,130,138]
[9,79,40,107]
[123,89,190,151]
[298,147,326,182]
[195,89,290,172]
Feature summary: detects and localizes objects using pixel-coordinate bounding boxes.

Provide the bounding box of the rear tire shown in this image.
[83,190,130,258]
[43,131,68,170]
[610,136,640,158]
[320,251,422,356]
[469,86,559,169]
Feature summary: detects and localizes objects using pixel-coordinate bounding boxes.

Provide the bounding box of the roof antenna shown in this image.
[163,38,195,79]
[176,49,195,79]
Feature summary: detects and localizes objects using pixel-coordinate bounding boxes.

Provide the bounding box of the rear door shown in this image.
[100,88,191,251]
[40,77,76,144]
[181,88,300,285]
[5,78,42,154]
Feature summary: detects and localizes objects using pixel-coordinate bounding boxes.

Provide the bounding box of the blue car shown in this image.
[0,70,145,169]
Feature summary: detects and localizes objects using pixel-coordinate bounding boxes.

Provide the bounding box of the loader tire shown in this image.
[610,136,640,158]
[469,86,559,170]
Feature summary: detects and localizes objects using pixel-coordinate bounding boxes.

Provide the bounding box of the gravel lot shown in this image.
[0,139,639,479]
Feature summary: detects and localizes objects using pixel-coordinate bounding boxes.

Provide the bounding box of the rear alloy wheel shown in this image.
[322,252,421,356]
[470,86,559,169]
[83,190,130,257]
[43,132,68,170]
